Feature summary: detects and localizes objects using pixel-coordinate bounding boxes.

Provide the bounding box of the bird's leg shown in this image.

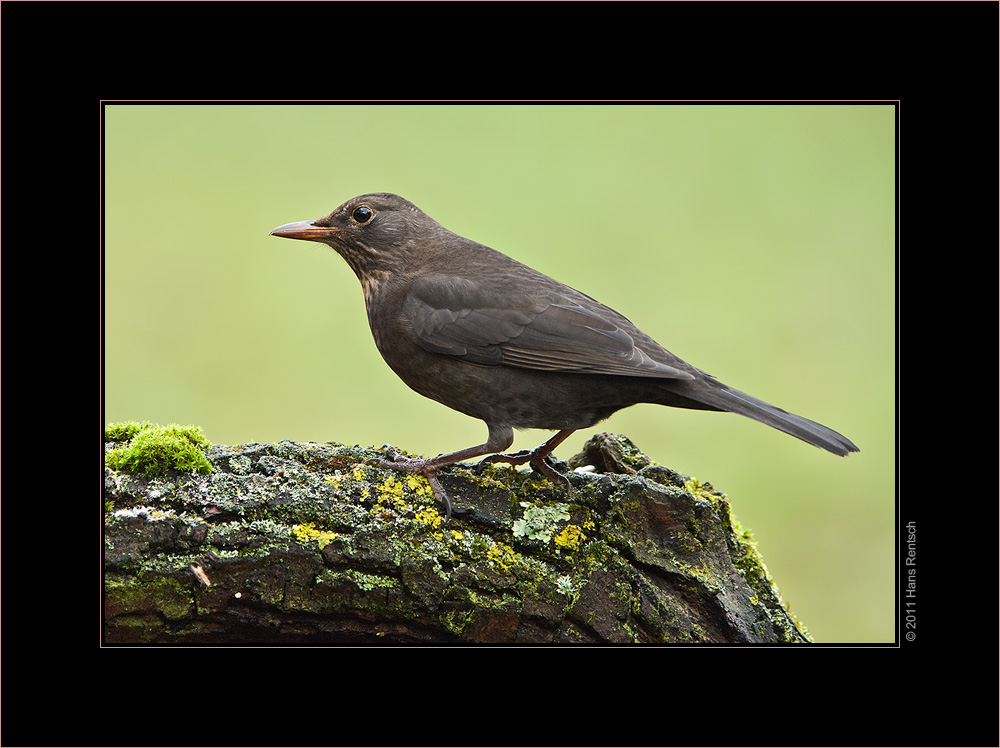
[477,429,576,494]
[366,425,515,520]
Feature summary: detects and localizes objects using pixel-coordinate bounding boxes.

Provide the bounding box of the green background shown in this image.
[104,104,895,643]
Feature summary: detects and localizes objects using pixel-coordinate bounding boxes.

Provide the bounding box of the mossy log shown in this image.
[103,431,810,644]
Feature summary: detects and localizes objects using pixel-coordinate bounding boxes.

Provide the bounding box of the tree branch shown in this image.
[103,431,810,644]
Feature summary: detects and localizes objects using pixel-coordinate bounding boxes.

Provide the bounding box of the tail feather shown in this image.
[661,379,860,456]
[719,386,859,456]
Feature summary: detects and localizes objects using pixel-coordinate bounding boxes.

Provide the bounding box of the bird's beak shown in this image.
[269,221,341,240]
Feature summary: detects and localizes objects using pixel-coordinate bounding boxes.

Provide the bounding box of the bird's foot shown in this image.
[365,446,462,519]
[477,449,572,495]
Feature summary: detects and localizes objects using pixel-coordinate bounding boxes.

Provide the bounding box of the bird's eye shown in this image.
[352,206,373,224]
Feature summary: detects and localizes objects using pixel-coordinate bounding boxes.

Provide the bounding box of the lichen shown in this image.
[368,471,436,515]
[343,570,398,592]
[404,473,434,500]
[113,504,176,522]
[553,523,587,553]
[512,501,570,543]
[291,522,339,547]
[414,506,443,529]
[555,575,577,599]
[485,542,521,571]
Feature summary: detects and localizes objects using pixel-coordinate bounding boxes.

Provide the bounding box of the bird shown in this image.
[271,193,858,517]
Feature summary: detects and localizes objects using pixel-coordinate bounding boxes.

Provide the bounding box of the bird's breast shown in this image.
[362,273,422,364]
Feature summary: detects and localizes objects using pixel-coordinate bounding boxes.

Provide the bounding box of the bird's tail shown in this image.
[661,378,860,456]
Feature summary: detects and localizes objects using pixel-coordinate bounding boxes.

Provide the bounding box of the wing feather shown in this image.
[403,274,694,380]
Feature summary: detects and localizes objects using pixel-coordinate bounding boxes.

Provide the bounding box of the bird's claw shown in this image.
[477,451,572,496]
[364,446,457,520]
[364,445,414,471]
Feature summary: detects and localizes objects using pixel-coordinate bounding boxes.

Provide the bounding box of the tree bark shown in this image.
[103,431,810,644]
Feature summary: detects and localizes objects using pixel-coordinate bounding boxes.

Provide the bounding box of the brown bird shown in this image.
[271,193,858,517]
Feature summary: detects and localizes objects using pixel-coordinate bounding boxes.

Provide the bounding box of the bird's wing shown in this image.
[403,274,695,380]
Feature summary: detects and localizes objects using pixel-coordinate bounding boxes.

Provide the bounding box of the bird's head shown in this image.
[270,193,444,279]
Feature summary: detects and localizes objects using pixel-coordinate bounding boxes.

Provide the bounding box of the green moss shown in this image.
[683,477,723,506]
[105,420,155,441]
[105,422,212,476]
[105,573,194,621]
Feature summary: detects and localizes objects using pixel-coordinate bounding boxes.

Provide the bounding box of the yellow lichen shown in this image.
[414,506,442,529]
[405,473,434,500]
[374,477,411,514]
[553,524,587,552]
[486,542,521,571]
[291,522,338,547]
